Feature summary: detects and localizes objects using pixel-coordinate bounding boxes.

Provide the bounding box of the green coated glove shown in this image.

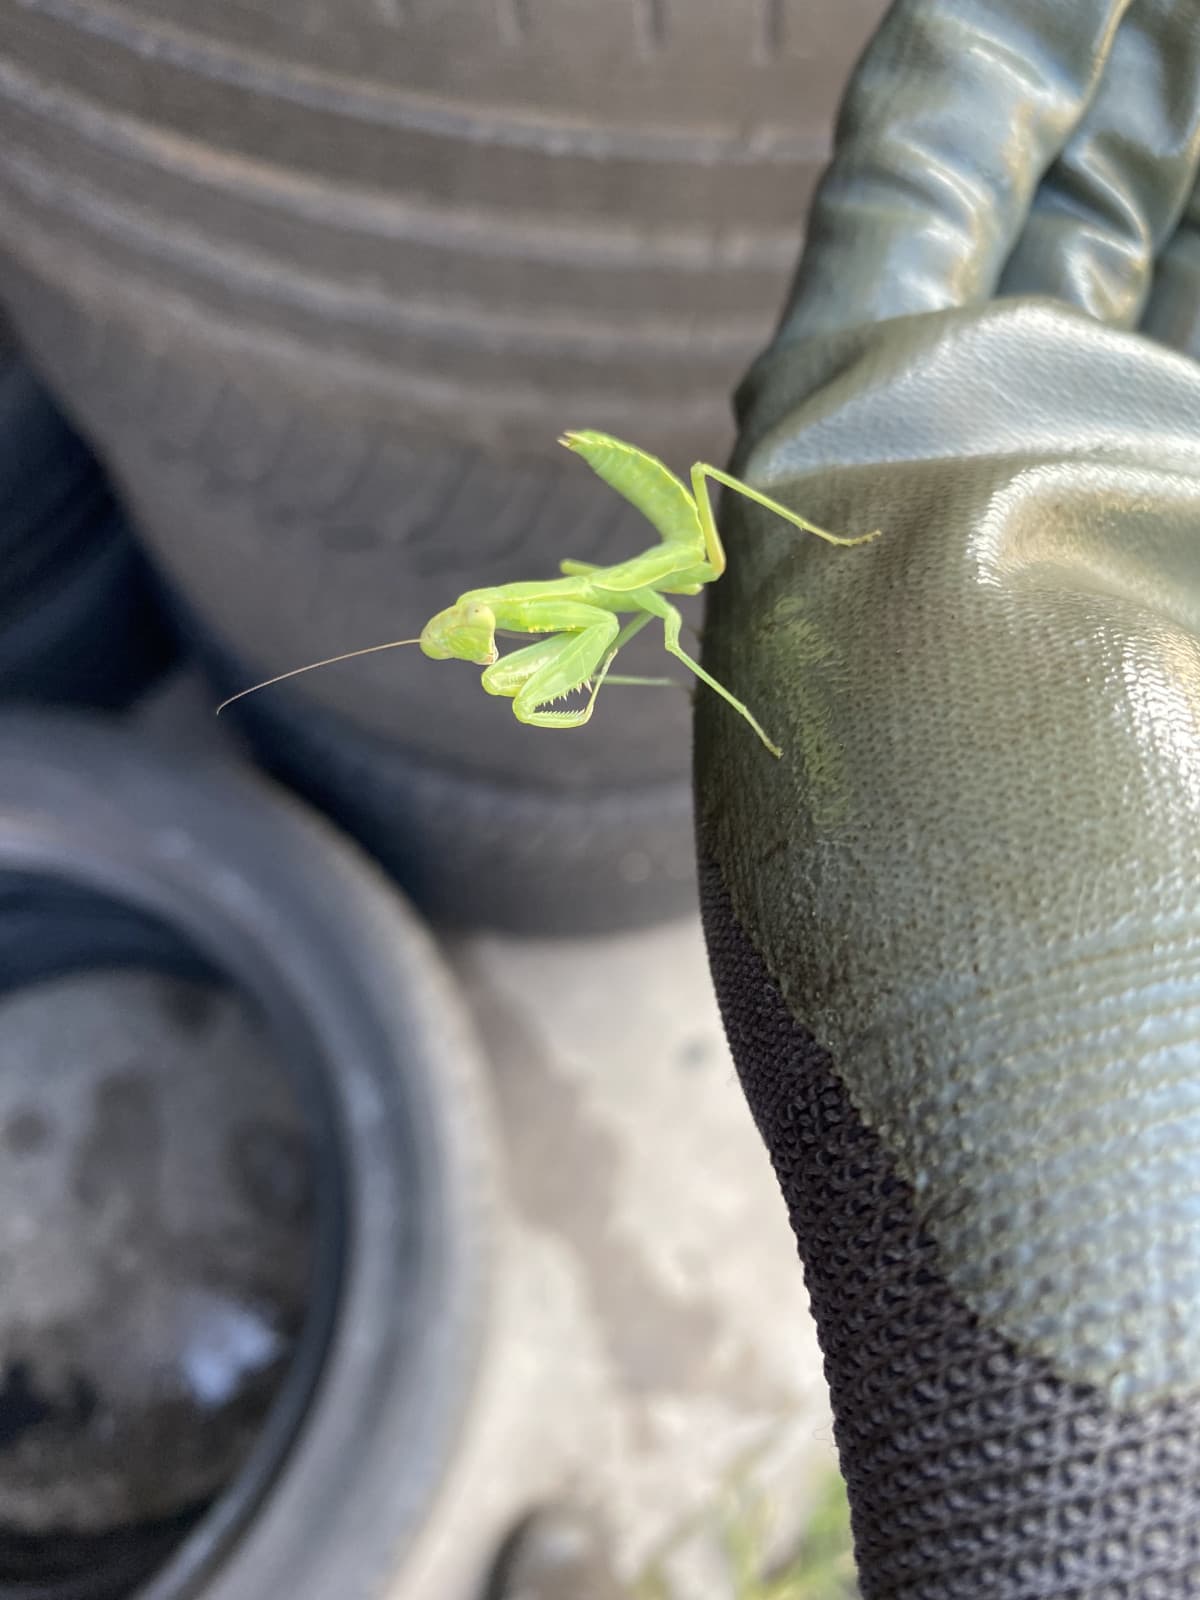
[697,2,1200,1595]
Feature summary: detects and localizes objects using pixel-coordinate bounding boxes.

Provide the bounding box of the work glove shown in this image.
[697,2,1200,1596]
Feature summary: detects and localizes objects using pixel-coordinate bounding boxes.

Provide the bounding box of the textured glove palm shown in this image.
[699,2,1200,1595]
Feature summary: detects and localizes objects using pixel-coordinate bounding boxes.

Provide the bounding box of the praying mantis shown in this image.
[217,431,880,757]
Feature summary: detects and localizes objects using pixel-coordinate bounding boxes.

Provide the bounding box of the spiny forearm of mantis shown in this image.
[216,430,881,757]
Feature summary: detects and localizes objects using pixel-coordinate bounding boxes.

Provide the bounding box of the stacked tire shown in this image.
[0,0,884,930]
[0,713,497,1600]
[0,350,503,1595]
[0,345,173,709]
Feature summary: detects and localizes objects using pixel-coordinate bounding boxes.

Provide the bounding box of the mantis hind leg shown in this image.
[560,558,599,576]
[689,463,880,577]
[630,587,781,758]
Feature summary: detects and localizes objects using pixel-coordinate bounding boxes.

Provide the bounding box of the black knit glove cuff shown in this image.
[702,862,1200,1600]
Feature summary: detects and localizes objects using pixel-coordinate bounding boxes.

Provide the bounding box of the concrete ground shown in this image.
[443,915,839,1598]
[2,673,838,1598]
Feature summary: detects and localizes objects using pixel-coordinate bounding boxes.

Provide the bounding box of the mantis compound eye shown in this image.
[461,602,499,665]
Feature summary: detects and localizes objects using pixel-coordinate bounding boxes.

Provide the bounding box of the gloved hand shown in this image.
[697,2,1200,1595]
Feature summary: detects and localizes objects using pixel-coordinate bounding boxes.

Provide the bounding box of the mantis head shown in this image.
[419,599,498,665]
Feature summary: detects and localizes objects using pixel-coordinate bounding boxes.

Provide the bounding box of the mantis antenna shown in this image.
[215,639,421,714]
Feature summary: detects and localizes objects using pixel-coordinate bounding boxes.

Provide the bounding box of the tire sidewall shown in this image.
[0,711,497,1600]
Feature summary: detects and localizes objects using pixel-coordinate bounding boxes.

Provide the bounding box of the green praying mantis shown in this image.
[217,431,880,757]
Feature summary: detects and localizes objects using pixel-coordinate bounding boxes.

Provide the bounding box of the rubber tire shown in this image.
[0,355,174,709]
[0,0,886,922]
[0,710,496,1600]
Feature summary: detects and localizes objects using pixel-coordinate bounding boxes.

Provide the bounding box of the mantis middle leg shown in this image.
[629,587,781,757]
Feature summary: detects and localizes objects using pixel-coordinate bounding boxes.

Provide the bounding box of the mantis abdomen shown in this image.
[560,431,703,550]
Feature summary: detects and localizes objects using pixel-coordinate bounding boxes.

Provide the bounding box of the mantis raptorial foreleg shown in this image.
[481,604,659,729]
[480,636,571,695]
[216,429,882,757]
